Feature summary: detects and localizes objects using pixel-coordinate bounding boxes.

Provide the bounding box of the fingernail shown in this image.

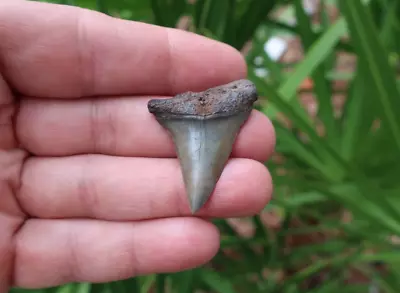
[147,79,258,213]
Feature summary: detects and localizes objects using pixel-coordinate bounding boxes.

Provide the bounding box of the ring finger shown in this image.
[18,155,272,220]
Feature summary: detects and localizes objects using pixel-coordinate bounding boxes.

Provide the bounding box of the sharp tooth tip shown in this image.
[189,200,204,214]
[188,194,209,214]
[190,206,201,214]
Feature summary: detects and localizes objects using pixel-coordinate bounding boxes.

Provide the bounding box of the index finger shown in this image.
[0,0,247,98]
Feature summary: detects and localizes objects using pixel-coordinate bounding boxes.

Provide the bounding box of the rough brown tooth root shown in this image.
[147,79,258,213]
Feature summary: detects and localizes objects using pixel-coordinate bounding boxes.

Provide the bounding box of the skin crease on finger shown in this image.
[0,0,276,291]
[0,73,27,290]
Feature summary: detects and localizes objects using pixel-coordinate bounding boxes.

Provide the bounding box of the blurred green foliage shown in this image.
[16,0,400,292]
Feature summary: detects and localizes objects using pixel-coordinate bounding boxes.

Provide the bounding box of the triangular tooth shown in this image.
[147,79,258,213]
[160,112,251,213]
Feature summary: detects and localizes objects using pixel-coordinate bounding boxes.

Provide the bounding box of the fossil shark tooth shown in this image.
[147,79,258,213]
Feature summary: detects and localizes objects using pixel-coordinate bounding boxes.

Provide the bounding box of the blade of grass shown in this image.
[264,18,354,53]
[194,0,230,40]
[294,0,339,146]
[277,16,347,111]
[196,0,231,39]
[319,0,337,70]
[214,219,266,272]
[95,0,108,14]
[354,175,400,232]
[56,284,82,293]
[109,281,127,293]
[276,175,400,235]
[320,184,400,235]
[340,66,377,161]
[253,74,349,181]
[194,0,209,29]
[119,278,140,293]
[200,268,237,293]
[379,0,399,49]
[234,0,278,49]
[139,275,155,293]
[151,0,186,27]
[169,270,197,293]
[339,0,400,153]
[222,0,236,44]
[88,283,107,293]
[156,274,166,293]
[283,246,365,288]
[274,123,338,179]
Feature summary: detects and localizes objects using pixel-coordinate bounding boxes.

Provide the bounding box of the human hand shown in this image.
[0,0,275,291]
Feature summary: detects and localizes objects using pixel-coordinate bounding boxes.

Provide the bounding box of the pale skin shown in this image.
[0,0,276,291]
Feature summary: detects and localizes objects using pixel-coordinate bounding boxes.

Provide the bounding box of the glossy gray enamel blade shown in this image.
[158,112,251,213]
[147,79,258,213]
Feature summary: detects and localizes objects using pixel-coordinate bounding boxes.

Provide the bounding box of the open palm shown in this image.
[0,1,275,291]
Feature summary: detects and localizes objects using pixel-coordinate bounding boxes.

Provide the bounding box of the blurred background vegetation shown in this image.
[14,0,400,292]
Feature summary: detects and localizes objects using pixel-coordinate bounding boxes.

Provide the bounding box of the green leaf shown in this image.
[169,270,198,293]
[340,66,376,161]
[234,0,279,49]
[200,269,237,293]
[139,275,155,293]
[252,74,349,181]
[193,0,236,42]
[294,0,339,146]
[339,0,400,153]
[89,283,110,293]
[276,17,347,119]
[156,274,167,293]
[151,0,186,27]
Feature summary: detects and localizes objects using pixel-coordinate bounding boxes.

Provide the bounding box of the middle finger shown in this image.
[16,96,275,160]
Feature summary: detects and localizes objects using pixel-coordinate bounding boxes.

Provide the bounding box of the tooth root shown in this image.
[158,112,251,213]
